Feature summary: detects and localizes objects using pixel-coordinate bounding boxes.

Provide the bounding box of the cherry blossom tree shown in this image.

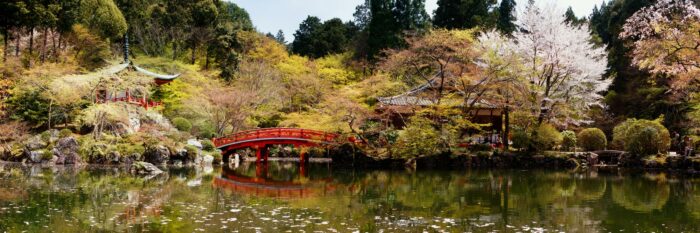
[479,3,609,126]
[621,0,700,88]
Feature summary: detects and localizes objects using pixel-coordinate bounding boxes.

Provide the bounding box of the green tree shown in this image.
[291,16,322,57]
[394,0,430,32]
[564,7,586,26]
[367,0,401,60]
[433,0,497,30]
[212,21,241,82]
[188,0,218,64]
[588,0,690,133]
[0,1,27,62]
[274,30,286,44]
[292,17,354,58]
[496,0,516,34]
[219,1,253,31]
[79,0,127,39]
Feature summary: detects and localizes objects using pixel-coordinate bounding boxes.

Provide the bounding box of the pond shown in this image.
[0,162,699,232]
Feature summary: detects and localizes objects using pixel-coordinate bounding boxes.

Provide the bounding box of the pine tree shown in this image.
[433,0,497,29]
[496,0,516,34]
[274,30,286,44]
[367,0,400,60]
[291,16,322,57]
[564,7,585,26]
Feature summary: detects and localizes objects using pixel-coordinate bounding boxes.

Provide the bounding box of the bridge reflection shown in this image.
[214,162,337,198]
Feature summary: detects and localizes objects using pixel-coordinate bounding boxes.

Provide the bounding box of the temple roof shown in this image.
[107,62,181,81]
[377,76,498,109]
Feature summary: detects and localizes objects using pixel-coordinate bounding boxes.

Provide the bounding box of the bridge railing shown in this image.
[213,128,340,147]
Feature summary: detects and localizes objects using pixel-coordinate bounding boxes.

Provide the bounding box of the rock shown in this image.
[187,178,202,187]
[107,151,121,164]
[202,155,214,165]
[128,112,141,133]
[53,137,82,165]
[25,150,44,163]
[144,145,170,165]
[25,136,48,151]
[130,162,163,175]
[120,153,140,165]
[187,139,203,149]
[195,154,215,165]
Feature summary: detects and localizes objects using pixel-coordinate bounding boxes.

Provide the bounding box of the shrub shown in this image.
[577,128,607,151]
[70,24,111,70]
[201,139,215,152]
[476,151,492,158]
[172,117,192,132]
[116,143,145,156]
[392,116,441,158]
[59,129,73,138]
[561,130,577,151]
[613,118,671,157]
[469,143,493,152]
[194,121,217,139]
[511,128,531,150]
[531,124,562,152]
[185,145,199,161]
[209,151,223,164]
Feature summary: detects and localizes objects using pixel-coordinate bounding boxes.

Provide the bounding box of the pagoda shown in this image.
[94,35,181,110]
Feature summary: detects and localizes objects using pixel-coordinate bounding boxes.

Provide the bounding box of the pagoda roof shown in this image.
[107,62,181,81]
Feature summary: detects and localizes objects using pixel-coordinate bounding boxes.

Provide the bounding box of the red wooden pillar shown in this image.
[263,146,269,162]
[299,160,308,178]
[255,161,268,178]
[299,146,308,164]
[255,145,269,163]
[255,146,262,162]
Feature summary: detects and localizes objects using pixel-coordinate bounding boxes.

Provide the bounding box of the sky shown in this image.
[230,0,602,42]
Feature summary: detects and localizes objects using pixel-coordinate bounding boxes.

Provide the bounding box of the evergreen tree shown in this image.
[291,16,322,57]
[0,1,26,62]
[433,0,497,29]
[220,1,254,31]
[364,0,429,60]
[394,0,430,32]
[367,0,400,60]
[496,0,516,34]
[353,0,371,31]
[564,7,585,26]
[292,17,353,58]
[274,30,286,44]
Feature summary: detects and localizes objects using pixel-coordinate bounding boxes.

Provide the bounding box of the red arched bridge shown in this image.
[212,128,342,163]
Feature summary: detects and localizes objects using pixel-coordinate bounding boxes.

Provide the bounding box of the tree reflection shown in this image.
[612,174,670,213]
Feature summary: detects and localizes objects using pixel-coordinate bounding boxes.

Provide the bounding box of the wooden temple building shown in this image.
[94,35,180,110]
[376,77,509,147]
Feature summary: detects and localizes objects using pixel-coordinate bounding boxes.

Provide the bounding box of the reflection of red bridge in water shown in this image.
[212,128,343,163]
[213,163,337,198]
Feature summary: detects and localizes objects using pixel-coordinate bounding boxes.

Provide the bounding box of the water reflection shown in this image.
[214,162,336,198]
[0,162,699,232]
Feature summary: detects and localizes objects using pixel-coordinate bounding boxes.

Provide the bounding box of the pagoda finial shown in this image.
[124,33,130,63]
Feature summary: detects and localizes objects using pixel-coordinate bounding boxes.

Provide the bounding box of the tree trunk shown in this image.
[41,27,48,63]
[3,29,8,62]
[172,41,177,60]
[205,49,210,70]
[52,30,57,61]
[190,41,196,65]
[28,27,34,68]
[503,107,510,151]
[14,29,20,57]
[48,99,53,129]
